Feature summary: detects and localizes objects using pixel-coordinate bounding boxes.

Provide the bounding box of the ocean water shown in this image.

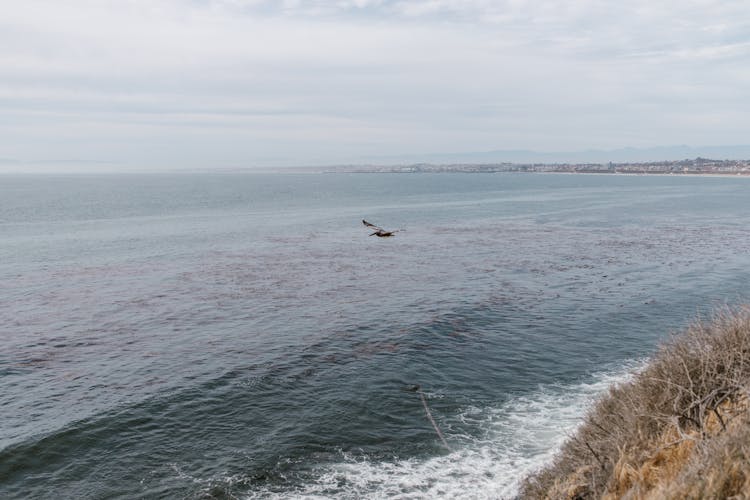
[2,172,750,499]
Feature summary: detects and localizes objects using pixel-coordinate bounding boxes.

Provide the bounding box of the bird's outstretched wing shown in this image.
[363,219,405,237]
[362,219,382,231]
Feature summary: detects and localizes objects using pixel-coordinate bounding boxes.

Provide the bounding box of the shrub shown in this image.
[520,306,750,499]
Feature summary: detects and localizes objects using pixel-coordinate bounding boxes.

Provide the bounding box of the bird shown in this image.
[362,219,403,237]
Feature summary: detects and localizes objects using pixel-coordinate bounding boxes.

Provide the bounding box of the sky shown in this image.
[1,0,749,170]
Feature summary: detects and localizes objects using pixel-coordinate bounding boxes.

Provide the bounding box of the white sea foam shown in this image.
[246,362,642,500]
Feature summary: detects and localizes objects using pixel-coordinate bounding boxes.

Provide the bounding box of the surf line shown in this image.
[408,384,452,451]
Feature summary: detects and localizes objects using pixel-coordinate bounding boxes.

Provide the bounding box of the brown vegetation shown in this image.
[520,306,750,499]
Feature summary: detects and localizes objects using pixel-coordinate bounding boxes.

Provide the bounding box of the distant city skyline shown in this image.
[2,1,749,171]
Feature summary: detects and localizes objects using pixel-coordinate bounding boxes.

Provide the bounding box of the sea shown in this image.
[2,171,750,499]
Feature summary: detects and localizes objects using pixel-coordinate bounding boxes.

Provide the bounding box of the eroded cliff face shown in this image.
[520,307,750,500]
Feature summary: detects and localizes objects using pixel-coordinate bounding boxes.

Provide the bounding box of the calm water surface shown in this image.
[2,172,750,498]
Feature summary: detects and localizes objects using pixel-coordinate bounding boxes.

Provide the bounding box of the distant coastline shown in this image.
[326,157,750,176]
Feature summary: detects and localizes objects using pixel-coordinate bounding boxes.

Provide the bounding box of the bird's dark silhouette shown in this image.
[362,219,403,237]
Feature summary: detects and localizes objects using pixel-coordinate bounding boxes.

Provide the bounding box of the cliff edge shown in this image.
[520,307,750,499]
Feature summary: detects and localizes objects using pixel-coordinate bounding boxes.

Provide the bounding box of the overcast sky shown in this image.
[2,0,749,169]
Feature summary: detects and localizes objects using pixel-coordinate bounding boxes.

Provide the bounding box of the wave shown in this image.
[235,362,642,500]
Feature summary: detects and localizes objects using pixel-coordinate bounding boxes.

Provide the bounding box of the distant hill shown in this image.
[366,145,750,165]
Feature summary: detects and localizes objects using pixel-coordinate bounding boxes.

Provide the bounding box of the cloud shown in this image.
[1,0,749,168]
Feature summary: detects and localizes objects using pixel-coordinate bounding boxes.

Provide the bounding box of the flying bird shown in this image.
[362,219,403,237]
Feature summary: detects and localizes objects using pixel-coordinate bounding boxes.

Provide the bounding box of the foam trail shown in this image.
[418,388,452,451]
[245,361,642,499]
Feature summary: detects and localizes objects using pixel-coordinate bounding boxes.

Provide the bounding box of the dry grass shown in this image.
[520,306,750,499]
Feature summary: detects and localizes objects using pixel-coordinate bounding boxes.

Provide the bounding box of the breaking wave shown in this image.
[239,362,641,499]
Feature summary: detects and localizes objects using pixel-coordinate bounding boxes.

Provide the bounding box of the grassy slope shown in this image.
[520,307,750,499]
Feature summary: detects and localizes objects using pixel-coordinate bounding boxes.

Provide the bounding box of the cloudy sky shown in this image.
[2,0,749,169]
